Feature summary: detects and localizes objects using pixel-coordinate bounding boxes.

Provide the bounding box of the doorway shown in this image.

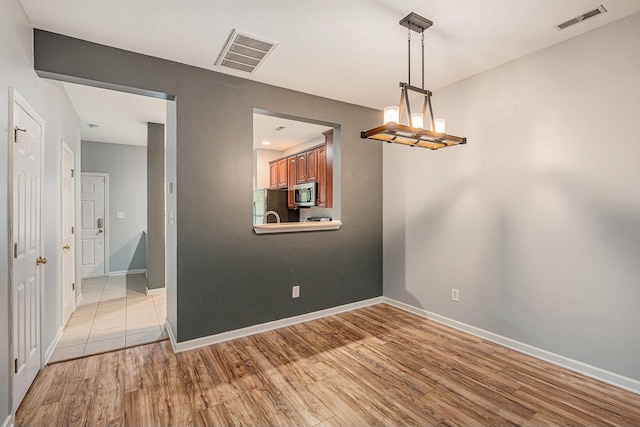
[61,141,76,326]
[49,82,169,360]
[80,173,108,278]
[9,88,45,412]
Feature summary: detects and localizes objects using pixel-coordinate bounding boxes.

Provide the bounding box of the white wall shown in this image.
[384,13,640,383]
[82,141,147,273]
[0,0,81,421]
[254,149,282,190]
[165,100,177,338]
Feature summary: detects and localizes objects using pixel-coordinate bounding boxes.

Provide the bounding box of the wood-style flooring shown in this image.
[16,304,640,426]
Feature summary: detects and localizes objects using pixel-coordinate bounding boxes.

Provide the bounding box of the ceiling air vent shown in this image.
[215,29,278,73]
[555,5,607,30]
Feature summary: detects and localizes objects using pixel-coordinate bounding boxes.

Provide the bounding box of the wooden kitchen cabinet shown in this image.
[269,161,278,188]
[287,156,296,208]
[317,130,333,208]
[268,132,332,208]
[269,158,288,189]
[296,148,318,184]
[277,158,287,187]
[307,148,318,181]
[296,152,307,184]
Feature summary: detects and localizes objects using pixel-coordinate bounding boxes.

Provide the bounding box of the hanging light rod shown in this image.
[361,12,467,151]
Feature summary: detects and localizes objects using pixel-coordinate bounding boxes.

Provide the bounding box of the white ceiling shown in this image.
[61,82,166,146]
[253,113,332,152]
[21,0,640,145]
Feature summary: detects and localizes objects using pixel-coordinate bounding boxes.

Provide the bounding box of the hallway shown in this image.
[50,274,167,362]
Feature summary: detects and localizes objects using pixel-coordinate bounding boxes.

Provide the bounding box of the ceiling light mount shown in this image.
[399,12,433,32]
[361,12,467,150]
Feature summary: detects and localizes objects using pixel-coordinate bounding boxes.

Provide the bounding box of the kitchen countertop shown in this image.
[253,220,343,234]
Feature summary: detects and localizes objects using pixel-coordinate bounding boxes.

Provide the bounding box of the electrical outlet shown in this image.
[292,285,300,298]
[451,288,459,302]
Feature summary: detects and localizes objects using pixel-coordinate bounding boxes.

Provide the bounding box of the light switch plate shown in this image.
[116,211,125,219]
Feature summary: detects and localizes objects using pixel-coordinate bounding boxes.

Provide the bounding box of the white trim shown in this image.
[43,327,63,365]
[145,286,165,296]
[2,414,14,427]
[81,273,106,279]
[383,297,640,395]
[168,297,384,353]
[60,140,76,328]
[165,319,177,352]
[107,268,147,277]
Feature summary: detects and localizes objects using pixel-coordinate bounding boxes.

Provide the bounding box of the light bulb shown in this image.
[435,118,446,133]
[384,106,399,124]
[411,113,424,129]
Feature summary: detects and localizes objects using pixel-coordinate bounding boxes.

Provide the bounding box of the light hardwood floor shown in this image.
[16,304,640,426]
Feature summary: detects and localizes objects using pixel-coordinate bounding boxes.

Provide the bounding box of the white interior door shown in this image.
[61,142,76,324]
[10,88,44,411]
[81,174,107,278]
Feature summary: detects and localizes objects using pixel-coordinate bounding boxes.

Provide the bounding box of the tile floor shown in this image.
[49,273,167,363]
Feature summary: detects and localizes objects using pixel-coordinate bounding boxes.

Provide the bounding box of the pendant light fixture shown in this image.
[361,12,467,150]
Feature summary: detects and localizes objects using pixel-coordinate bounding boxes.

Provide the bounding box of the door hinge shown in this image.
[72,282,75,291]
[71,169,75,178]
[14,358,18,374]
[14,243,17,258]
[71,226,75,235]
[14,126,26,143]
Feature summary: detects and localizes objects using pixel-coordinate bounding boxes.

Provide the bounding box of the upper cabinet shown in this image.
[269,158,288,189]
[296,148,318,184]
[287,156,297,209]
[277,158,287,187]
[268,129,333,208]
[317,130,333,208]
[269,161,278,188]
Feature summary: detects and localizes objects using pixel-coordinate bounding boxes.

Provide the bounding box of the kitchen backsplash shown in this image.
[299,207,334,222]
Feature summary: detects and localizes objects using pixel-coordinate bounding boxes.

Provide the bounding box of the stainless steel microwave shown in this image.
[293,182,316,207]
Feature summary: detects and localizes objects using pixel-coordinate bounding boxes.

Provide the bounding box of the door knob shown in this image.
[36,257,47,265]
[63,245,70,250]
[98,229,104,234]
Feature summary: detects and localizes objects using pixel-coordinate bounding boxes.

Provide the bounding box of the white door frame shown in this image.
[61,141,76,324]
[80,172,109,278]
[8,87,46,412]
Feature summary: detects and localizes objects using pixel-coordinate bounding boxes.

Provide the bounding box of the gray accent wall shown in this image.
[35,30,383,342]
[1,0,81,420]
[147,123,165,290]
[384,13,640,382]
[82,141,147,273]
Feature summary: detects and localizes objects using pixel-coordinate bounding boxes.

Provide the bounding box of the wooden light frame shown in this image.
[361,13,467,151]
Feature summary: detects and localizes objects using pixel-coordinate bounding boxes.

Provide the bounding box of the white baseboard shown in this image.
[81,273,105,279]
[145,286,165,296]
[44,326,64,365]
[107,269,146,277]
[383,297,640,395]
[75,292,83,307]
[2,414,14,427]
[168,297,384,353]
[165,319,177,352]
